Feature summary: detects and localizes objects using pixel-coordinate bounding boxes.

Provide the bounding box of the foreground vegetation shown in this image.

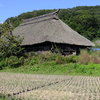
[0,50,100,76]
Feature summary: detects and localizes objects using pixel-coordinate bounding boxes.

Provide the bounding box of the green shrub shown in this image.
[4,56,24,68]
[7,56,19,67]
[29,59,38,65]
[0,33,24,59]
[25,52,37,58]
[19,56,24,65]
[55,56,65,64]
[0,60,5,70]
[38,51,57,62]
[65,55,78,63]
[55,55,78,64]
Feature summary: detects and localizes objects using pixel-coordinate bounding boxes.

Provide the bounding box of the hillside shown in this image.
[3,6,100,41]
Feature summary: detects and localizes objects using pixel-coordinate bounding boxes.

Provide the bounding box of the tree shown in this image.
[0,33,24,59]
[0,19,25,69]
[0,21,24,60]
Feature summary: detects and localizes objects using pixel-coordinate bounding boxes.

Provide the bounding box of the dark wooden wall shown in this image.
[22,41,84,55]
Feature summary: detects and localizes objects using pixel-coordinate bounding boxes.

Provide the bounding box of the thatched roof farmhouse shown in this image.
[13,10,94,55]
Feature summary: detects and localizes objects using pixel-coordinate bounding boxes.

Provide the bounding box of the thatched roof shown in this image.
[13,11,95,47]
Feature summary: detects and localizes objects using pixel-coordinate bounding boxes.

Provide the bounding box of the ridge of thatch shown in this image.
[13,11,95,47]
[22,9,60,23]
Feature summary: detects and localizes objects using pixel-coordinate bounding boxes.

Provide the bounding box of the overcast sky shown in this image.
[0,0,100,23]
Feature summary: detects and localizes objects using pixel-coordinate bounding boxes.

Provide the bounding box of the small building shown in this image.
[13,10,95,55]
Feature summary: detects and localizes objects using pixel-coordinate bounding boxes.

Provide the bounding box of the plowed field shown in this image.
[0,72,100,100]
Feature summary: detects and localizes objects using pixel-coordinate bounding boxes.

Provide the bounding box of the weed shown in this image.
[55,56,65,64]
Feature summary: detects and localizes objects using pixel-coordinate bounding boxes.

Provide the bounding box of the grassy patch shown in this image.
[1,62,100,76]
[1,50,100,76]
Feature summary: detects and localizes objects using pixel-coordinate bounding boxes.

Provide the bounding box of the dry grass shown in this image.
[0,72,100,100]
[78,50,100,64]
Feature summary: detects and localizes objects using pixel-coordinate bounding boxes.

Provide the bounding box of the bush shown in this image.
[65,55,78,63]
[55,56,65,64]
[0,60,5,70]
[29,58,38,65]
[25,52,37,58]
[4,56,24,68]
[78,50,90,64]
[8,56,19,67]
[38,51,57,62]
[0,33,24,60]
[78,50,100,64]
[19,56,24,65]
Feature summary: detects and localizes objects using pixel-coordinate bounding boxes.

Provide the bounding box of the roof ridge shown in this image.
[22,10,60,23]
[20,17,59,26]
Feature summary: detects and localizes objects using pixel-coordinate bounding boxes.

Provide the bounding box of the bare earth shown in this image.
[0,72,100,100]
